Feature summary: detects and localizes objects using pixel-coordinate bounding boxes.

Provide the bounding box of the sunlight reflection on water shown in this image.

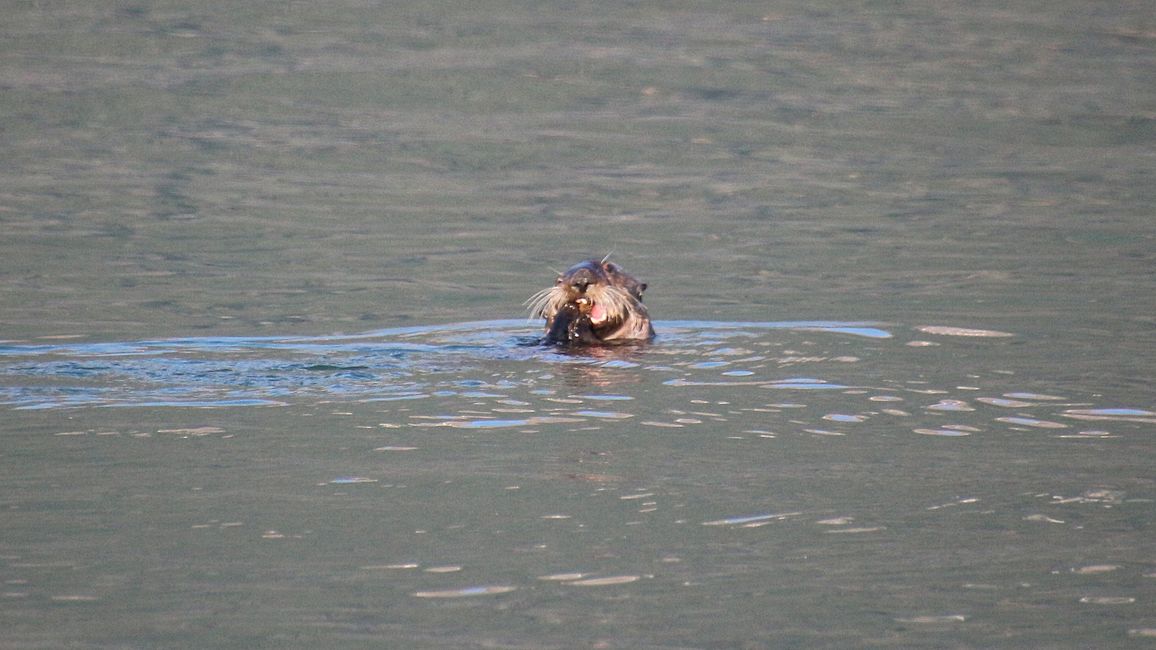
[3,319,1148,446]
[0,319,886,410]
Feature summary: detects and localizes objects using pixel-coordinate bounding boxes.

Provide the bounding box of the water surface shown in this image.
[3,320,1153,647]
[1,1,1153,648]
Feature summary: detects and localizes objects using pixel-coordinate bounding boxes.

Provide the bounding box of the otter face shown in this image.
[525,258,655,345]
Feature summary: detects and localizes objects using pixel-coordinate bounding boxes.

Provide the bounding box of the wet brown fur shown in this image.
[525,257,655,344]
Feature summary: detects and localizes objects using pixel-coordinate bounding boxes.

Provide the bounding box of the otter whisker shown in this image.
[585,284,646,326]
[522,293,548,320]
[523,286,567,320]
[522,287,552,309]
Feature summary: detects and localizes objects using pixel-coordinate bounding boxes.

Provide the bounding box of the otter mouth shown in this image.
[524,258,654,345]
[575,296,612,327]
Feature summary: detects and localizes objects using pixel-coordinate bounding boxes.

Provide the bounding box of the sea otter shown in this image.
[525,257,655,345]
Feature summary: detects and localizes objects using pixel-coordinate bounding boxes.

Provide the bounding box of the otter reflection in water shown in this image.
[525,257,655,345]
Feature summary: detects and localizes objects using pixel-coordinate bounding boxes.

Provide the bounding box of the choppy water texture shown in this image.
[2,1,1154,648]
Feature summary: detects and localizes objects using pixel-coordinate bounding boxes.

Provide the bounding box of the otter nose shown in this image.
[569,269,596,293]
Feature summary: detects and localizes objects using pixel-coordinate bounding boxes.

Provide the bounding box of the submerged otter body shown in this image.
[525,258,655,345]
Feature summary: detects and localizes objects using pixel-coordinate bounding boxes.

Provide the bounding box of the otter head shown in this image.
[525,258,655,345]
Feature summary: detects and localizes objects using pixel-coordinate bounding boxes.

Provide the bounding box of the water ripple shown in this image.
[2,319,1142,450]
[0,320,886,410]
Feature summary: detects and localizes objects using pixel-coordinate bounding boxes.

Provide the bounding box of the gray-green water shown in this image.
[2,2,1154,648]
